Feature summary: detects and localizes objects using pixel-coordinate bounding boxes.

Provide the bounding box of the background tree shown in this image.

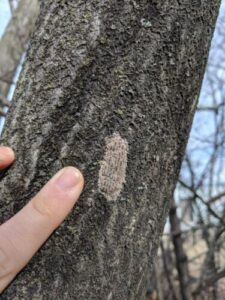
[0,0,39,115]
[0,0,221,299]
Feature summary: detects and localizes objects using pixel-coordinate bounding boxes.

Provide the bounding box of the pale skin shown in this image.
[0,146,84,293]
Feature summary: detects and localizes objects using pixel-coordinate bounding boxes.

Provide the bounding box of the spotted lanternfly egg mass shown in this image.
[98,133,128,201]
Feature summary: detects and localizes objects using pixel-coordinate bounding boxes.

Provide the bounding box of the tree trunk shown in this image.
[0,1,220,299]
[169,198,192,300]
[0,0,39,100]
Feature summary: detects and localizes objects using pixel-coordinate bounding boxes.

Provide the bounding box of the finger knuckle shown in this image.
[32,197,54,219]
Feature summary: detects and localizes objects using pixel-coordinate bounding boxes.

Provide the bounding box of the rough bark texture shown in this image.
[0,0,39,99]
[0,1,221,299]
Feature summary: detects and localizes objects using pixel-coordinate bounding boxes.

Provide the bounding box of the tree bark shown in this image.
[0,1,221,299]
[0,0,39,100]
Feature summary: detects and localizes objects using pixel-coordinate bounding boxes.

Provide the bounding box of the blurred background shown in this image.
[0,1,225,299]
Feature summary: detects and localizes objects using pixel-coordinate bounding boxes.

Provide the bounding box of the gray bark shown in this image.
[0,0,39,100]
[0,0,221,299]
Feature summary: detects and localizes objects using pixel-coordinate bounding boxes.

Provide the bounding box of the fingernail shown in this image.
[55,167,82,191]
[0,147,15,160]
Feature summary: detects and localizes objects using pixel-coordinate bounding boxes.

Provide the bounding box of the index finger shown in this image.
[0,167,84,293]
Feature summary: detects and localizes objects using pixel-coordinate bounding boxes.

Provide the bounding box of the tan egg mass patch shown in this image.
[98,133,128,201]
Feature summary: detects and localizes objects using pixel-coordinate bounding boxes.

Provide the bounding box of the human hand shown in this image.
[0,147,84,293]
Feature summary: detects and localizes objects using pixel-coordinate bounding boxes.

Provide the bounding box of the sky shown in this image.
[184,2,225,186]
[0,0,11,37]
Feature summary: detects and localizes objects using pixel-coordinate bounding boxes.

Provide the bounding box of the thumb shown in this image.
[0,167,84,293]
